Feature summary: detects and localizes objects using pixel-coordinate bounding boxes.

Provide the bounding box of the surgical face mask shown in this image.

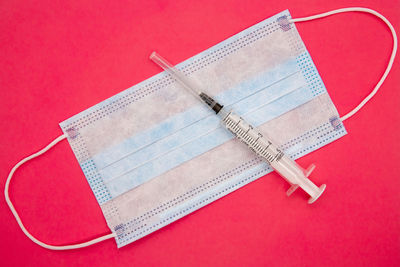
[5,7,397,250]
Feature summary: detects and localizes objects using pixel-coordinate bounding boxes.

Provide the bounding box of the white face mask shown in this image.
[4,7,397,250]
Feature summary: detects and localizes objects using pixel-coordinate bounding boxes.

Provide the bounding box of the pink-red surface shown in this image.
[1,1,399,266]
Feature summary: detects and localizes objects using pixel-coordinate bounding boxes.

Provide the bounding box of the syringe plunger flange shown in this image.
[222,110,326,204]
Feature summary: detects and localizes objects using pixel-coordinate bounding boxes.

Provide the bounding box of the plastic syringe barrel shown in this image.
[221,110,326,203]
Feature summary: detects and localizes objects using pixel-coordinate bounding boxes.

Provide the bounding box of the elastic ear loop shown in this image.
[4,134,117,250]
[288,7,398,121]
[5,7,397,251]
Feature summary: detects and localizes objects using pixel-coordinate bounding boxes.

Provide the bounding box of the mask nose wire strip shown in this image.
[288,7,398,122]
[4,133,117,250]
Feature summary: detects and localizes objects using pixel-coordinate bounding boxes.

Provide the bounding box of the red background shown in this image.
[1,1,399,266]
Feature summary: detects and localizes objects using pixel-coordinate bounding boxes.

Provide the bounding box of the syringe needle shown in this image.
[150,52,224,114]
[150,52,201,96]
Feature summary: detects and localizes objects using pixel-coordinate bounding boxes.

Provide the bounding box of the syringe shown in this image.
[150,52,326,204]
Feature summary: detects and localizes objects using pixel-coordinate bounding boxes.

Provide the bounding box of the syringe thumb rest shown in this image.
[285,163,326,204]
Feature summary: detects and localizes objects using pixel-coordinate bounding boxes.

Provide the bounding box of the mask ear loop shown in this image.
[4,134,117,250]
[288,7,398,121]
